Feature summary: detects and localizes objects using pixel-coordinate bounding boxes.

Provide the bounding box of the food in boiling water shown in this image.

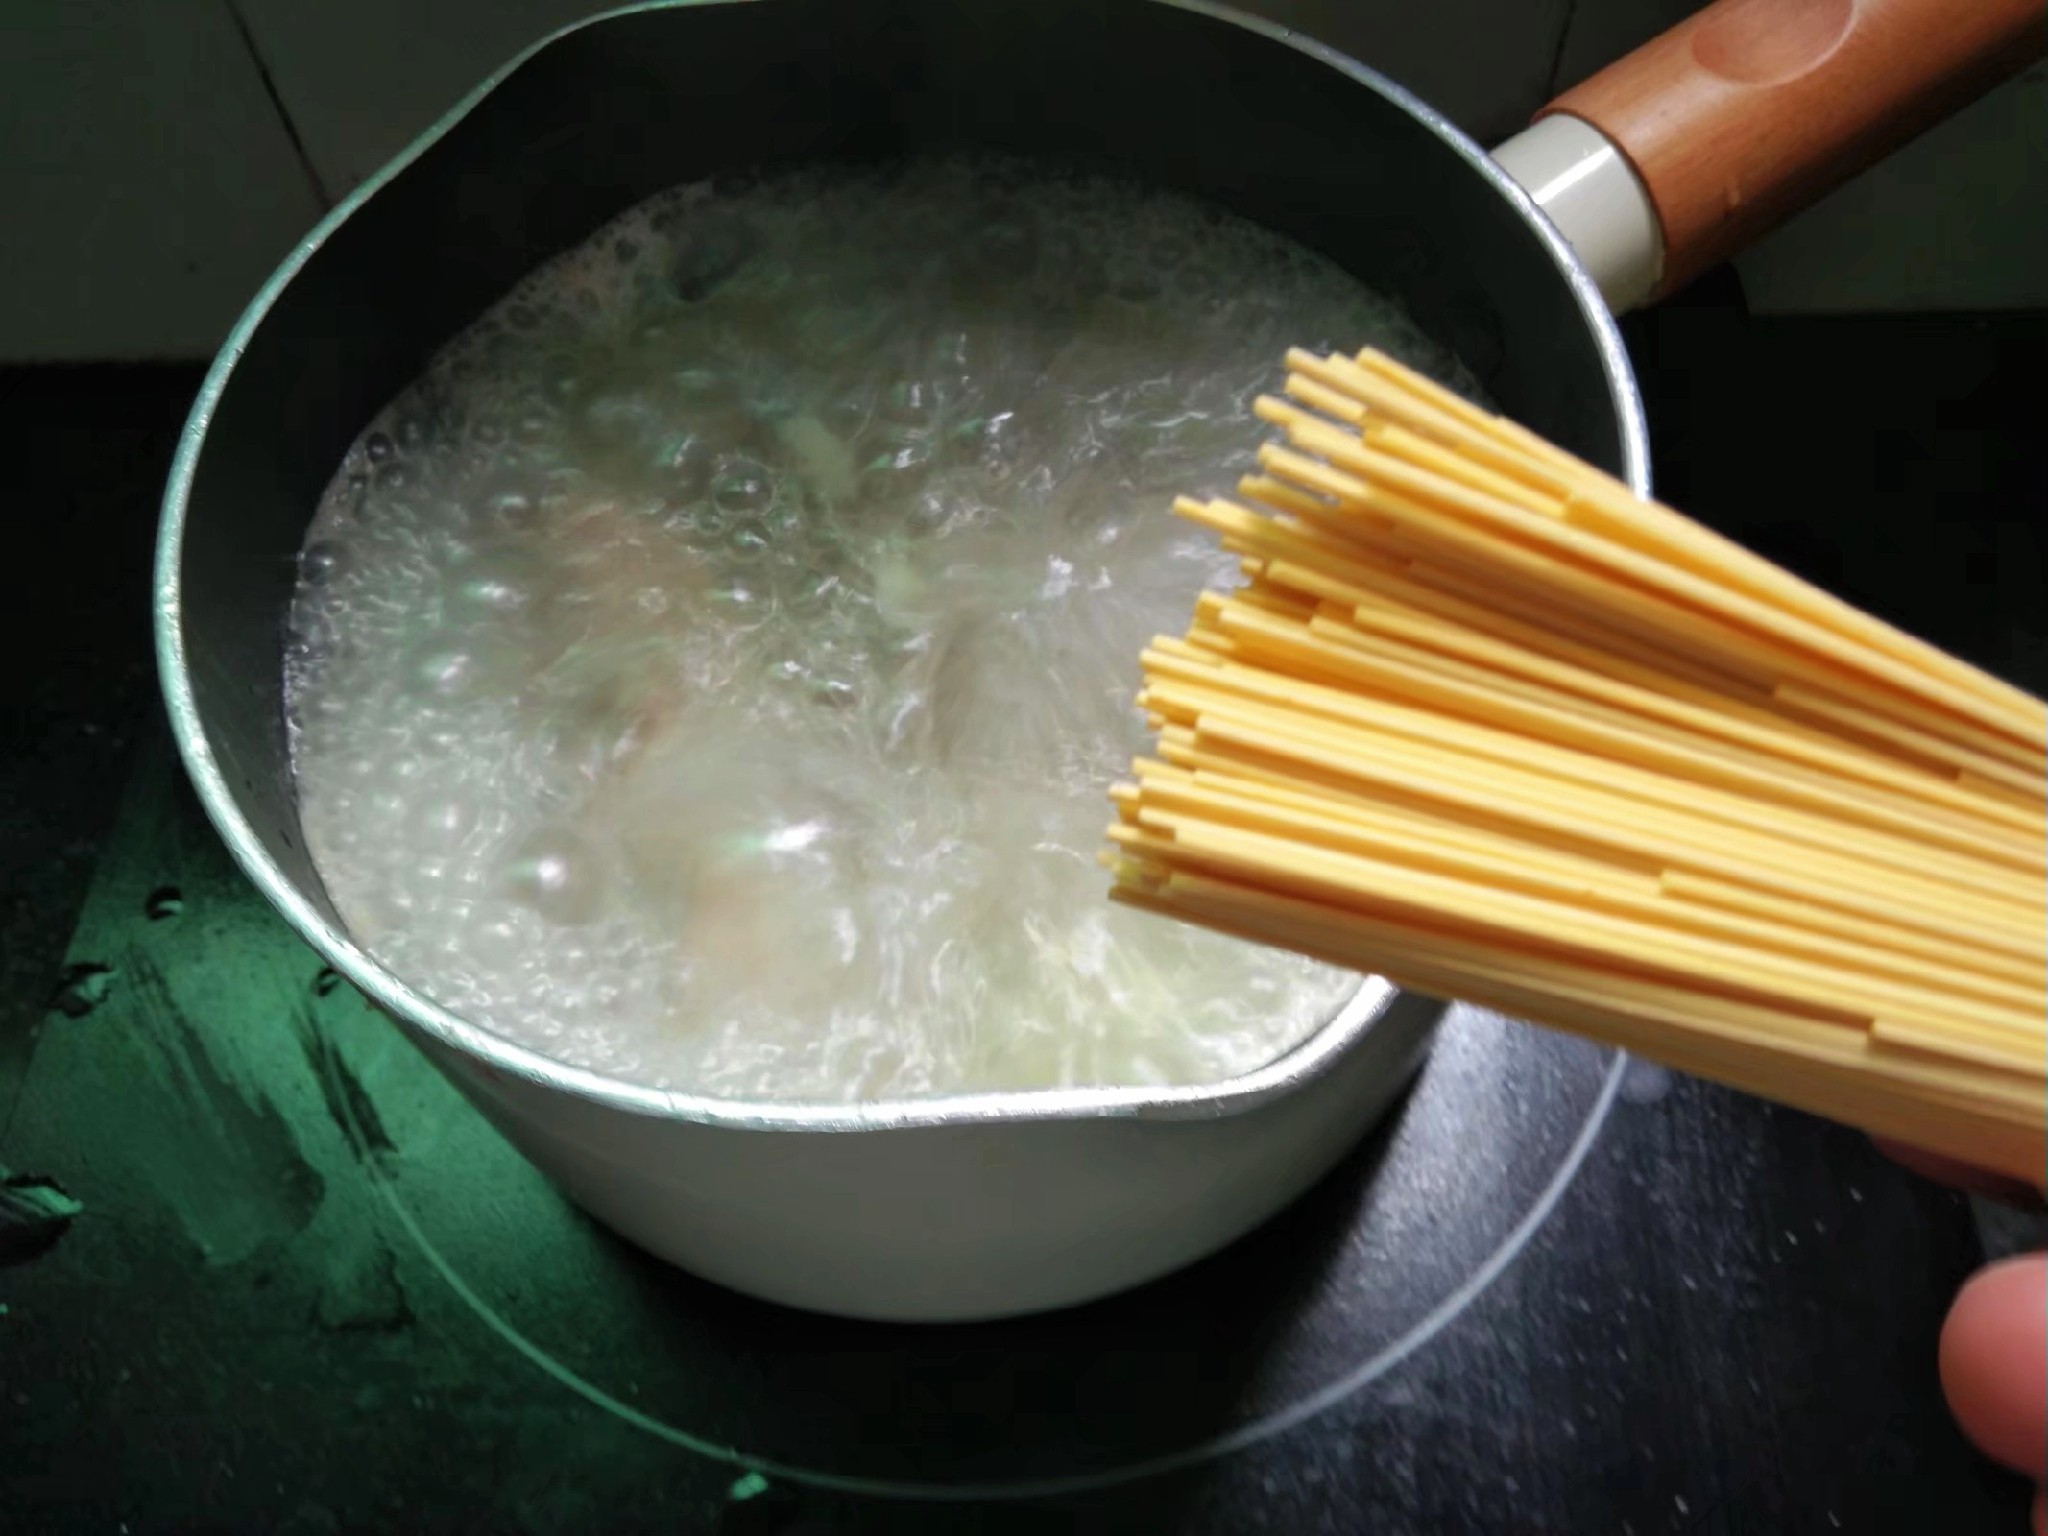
[285,159,1474,1099]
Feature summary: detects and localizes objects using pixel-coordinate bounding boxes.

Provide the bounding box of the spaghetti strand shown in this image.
[1111,350,2048,1183]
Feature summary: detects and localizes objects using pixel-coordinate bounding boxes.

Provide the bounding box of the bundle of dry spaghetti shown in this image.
[1107,348,2046,1181]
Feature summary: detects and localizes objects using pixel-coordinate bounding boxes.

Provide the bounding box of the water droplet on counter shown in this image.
[0,1172,84,1266]
[48,963,115,1020]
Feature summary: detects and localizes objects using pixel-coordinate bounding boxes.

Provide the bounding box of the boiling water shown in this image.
[286,159,1470,1100]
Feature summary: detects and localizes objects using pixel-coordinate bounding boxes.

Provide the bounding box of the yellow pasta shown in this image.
[1109,349,2047,1183]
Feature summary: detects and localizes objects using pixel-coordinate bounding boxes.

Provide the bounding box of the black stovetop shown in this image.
[2,283,2042,1534]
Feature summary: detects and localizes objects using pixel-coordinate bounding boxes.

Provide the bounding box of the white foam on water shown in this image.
[286,158,1475,1100]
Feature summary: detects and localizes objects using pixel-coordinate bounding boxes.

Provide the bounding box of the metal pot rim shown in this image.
[152,0,1649,1136]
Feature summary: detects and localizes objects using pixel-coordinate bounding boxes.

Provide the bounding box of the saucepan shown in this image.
[155,0,2042,1320]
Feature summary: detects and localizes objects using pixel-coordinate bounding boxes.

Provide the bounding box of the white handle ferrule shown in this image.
[1493,115,1665,314]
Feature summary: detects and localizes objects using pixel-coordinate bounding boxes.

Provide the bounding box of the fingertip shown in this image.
[1940,1255,2048,1483]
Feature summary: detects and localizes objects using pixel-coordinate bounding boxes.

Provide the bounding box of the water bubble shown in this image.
[633,317,674,353]
[394,411,436,453]
[668,365,726,400]
[879,379,939,428]
[536,472,593,519]
[583,387,666,449]
[929,328,976,377]
[411,795,475,849]
[705,582,763,622]
[652,433,715,500]
[727,524,772,563]
[410,646,479,699]
[1111,272,1163,303]
[966,218,1038,287]
[466,916,527,967]
[712,464,774,516]
[820,391,874,444]
[452,566,529,616]
[300,541,346,586]
[671,217,754,301]
[903,485,960,537]
[499,826,607,926]
[866,434,933,480]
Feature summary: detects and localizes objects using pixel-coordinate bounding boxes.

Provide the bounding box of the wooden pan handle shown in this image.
[1539,0,2046,300]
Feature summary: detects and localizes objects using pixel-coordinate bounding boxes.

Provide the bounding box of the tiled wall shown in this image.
[7,0,2042,360]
